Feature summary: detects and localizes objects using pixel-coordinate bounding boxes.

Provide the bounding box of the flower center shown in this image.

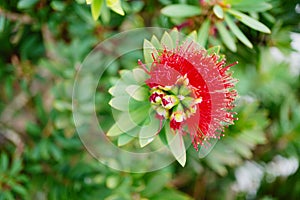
[149,76,202,130]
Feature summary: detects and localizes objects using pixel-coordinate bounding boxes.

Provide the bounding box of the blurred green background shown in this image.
[0,0,300,199]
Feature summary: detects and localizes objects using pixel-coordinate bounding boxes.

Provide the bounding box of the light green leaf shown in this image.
[161,4,201,18]
[109,96,129,111]
[126,85,148,101]
[231,1,272,12]
[161,31,174,50]
[108,84,127,96]
[118,134,134,146]
[132,68,148,84]
[169,28,180,46]
[225,14,253,48]
[207,46,220,55]
[213,4,224,19]
[115,112,139,133]
[139,113,161,147]
[198,138,218,158]
[91,0,103,20]
[215,22,237,52]
[86,0,92,4]
[197,19,210,47]
[143,39,158,64]
[165,125,186,167]
[187,30,197,41]
[150,35,162,50]
[227,9,271,33]
[17,0,39,9]
[106,0,125,16]
[107,123,123,136]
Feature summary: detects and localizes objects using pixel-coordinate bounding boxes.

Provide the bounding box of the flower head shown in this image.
[140,32,238,151]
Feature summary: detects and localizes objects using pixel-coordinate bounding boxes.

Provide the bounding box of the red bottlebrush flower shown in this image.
[141,36,238,151]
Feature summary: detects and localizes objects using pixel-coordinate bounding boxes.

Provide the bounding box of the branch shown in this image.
[0,8,35,24]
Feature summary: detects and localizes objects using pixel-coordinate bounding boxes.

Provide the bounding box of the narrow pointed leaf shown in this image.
[107,123,123,136]
[91,0,103,20]
[207,45,220,55]
[225,14,253,48]
[118,134,134,146]
[197,19,210,47]
[150,35,162,50]
[139,113,161,147]
[109,96,129,111]
[215,22,237,52]
[161,31,174,50]
[198,138,218,158]
[133,68,148,84]
[143,39,158,64]
[106,0,125,16]
[231,1,272,12]
[126,85,148,101]
[227,9,271,33]
[165,125,186,167]
[161,4,201,18]
[169,28,180,47]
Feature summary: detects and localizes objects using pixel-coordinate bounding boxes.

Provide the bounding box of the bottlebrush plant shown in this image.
[107,29,238,166]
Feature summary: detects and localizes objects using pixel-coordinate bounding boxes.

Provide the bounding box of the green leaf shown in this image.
[161,4,201,18]
[12,184,27,196]
[139,113,161,147]
[165,125,186,167]
[118,134,134,146]
[213,4,224,19]
[126,85,148,101]
[132,68,148,84]
[0,16,5,32]
[17,0,39,9]
[143,39,158,64]
[198,138,218,158]
[10,158,22,176]
[107,123,123,136]
[227,9,271,33]
[225,14,253,48]
[207,46,220,55]
[215,22,237,52]
[169,28,180,46]
[109,96,130,111]
[197,19,210,47]
[91,0,103,20]
[143,172,171,197]
[106,0,125,16]
[0,153,9,172]
[231,1,272,12]
[187,30,197,41]
[150,35,162,50]
[161,31,174,50]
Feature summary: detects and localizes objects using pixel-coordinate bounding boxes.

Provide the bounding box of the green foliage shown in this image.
[0,0,300,199]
